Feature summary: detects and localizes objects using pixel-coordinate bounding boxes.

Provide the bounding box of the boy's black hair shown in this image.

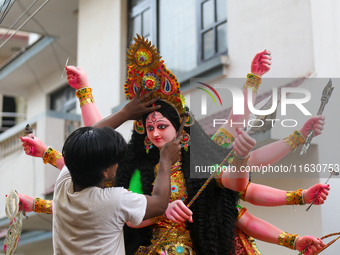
[62,126,127,188]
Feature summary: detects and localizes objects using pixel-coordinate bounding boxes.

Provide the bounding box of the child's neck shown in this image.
[73,183,84,192]
[73,180,106,192]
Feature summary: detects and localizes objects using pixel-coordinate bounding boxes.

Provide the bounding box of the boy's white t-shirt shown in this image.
[52,166,147,255]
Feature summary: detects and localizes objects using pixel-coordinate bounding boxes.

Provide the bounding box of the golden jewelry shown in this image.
[283,130,305,151]
[42,147,62,168]
[243,73,262,93]
[149,215,166,224]
[285,189,305,205]
[278,231,299,250]
[76,87,95,107]
[34,198,53,214]
[236,205,247,221]
[239,182,251,201]
[212,127,235,148]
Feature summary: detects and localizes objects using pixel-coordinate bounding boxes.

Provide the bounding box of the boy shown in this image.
[53,126,180,254]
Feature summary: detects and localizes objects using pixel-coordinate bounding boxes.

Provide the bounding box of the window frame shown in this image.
[128,0,158,47]
[196,0,228,64]
[50,84,76,113]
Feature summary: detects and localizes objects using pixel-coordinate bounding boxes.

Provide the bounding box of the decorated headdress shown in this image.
[124,34,194,134]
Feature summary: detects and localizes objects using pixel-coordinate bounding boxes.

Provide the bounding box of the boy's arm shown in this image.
[142,138,181,220]
[93,85,161,129]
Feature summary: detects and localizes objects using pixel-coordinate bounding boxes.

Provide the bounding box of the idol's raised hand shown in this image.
[65,66,89,90]
[250,49,272,77]
[304,183,330,205]
[20,136,47,158]
[300,116,325,138]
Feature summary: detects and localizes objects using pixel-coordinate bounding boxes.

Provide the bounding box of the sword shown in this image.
[300,79,334,155]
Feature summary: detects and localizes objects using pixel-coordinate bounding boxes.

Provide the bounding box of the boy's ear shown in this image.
[102,169,109,179]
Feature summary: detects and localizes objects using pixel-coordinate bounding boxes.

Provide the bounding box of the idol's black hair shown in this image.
[116,100,239,255]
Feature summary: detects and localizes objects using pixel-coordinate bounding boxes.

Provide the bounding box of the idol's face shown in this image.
[145,111,177,149]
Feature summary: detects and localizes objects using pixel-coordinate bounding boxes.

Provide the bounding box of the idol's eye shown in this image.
[158,124,168,130]
[146,126,154,131]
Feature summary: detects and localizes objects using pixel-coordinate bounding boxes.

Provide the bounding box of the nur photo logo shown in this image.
[196,82,222,115]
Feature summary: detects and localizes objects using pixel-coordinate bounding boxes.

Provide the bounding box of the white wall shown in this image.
[227,0,314,79]
[78,0,128,119]
[26,70,68,120]
[310,1,340,254]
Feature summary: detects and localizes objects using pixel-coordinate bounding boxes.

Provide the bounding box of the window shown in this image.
[50,85,76,113]
[0,96,15,133]
[198,0,227,62]
[128,0,157,46]
[128,0,227,82]
[159,0,198,78]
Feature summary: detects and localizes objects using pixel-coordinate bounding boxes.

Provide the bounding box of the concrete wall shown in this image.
[227,0,314,79]
[78,0,128,119]
[0,94,2,127]
[310,2,340,254]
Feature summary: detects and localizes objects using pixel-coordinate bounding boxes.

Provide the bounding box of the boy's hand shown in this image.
[233,127,256,157]
[121,85,161,120]
[66,66,89,90]
[160,137,181,165]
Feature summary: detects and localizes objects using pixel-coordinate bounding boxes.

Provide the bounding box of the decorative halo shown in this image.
[126,34,161,74]
[124,34,195,128]
[142,72,160,91]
